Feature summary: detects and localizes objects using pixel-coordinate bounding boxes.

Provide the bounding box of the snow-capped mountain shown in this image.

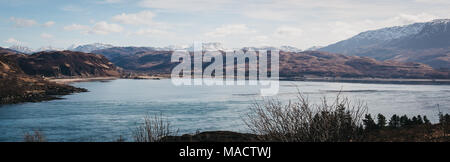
[279,46,302,52]
[202,42,226,51]
[154,44,190,51]
[71,43,114,53]
[36,46,63,52]
[319,19,450,69]
[240,46,301,52]
[183,42,227,51]
[66,44,78,51]
[8,45,62,54]
[319,21,427,54]
[305,46,323,51]
[390,19,450,49]
[352,23,425,42]
[8,45,35,54]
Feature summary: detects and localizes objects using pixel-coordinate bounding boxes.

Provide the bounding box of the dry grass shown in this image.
[24,130,46,142]
[132,114,178,142]
[244,93,367,142]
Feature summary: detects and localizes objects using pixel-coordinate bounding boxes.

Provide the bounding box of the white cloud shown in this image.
[205,24,256,37]
[4,38,22,44]
[243,10,292,21]
[40,33,53,39]
[63,24,90,31]
[63,22,122,35]
[273,26,303,37]
[43,21,55,27]
[134,28,173,36]
[112,11,156,25]
[89,21,123,35]
[10,17,37,27]
[415,0,450,4]
[98,0,122,4]
[139,0,230,12]
[385,13,438,26]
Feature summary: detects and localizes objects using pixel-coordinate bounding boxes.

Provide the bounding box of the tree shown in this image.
[377,114,387,129]
[423,115,431,125]
[416,115,424,125]
[363,114,377,130]
[411,116,419,125]
[388,114,400,128]
[439,113,450,124]
[400,115,411,127]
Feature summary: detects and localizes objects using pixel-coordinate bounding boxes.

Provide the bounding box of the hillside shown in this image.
[15,50,120,78]
[92,47,449,79]
[279,51,447,78]
[319,19,450,69]
[0,48,86,105]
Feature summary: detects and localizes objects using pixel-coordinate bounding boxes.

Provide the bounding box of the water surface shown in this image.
[0,79,448,141]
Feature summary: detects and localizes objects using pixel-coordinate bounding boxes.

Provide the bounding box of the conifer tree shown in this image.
[423,115,431,125]
[363,114,377,130]
[377,114,386,128]
[389,114,400,128]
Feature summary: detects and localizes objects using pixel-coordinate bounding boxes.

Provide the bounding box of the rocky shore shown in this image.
[0,77,87,105]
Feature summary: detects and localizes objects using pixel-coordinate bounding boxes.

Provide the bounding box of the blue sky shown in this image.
[0,0,449,49]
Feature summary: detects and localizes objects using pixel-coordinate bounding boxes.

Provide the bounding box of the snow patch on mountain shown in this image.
[72,43,114,53]
[37,46,64,52]
[8,45,35,54]
[351,22,426,42]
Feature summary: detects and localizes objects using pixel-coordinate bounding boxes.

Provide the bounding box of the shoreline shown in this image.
[280,77,450,85]
[46,75,450,85]
[45,77,119,84]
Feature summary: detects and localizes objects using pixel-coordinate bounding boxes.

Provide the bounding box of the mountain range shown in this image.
[7,42,303,55]
[92,47,449,79]
[3,19,450,79]
[319,19,450,69]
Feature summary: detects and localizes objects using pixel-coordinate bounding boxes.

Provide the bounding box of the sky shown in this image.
[0,0,449,50]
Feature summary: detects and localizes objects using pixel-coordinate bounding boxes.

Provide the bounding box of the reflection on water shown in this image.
[0,79,448,141]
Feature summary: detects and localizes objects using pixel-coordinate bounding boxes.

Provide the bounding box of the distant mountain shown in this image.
[319,19,450,69]
[16,50,120,77]
[279,46,302,52]
[8,45,64,54]
[305,46,323,51]
[92,46,158,60]
[1,48,119,78]
[8,45,34,54]
[71,43,114,53]
[198,42,226,51]
[278,51,447,79]
[36,46,64,52]
[92,47,449,79]
[240,46,302,52]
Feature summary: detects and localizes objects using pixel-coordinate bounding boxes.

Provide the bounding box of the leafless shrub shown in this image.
[113,135,126,142]
[24,130,46,142]
[244,93,367,142]
[132,113,178,142]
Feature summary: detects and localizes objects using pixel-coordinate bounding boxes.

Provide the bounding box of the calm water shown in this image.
[0,79,449,141]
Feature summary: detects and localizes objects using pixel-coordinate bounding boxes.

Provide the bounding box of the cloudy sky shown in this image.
[0,0,449,49]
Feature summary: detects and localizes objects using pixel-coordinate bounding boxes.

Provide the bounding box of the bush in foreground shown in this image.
[24,130,46,142]
[132,114,178,142]
[244,94,367,142]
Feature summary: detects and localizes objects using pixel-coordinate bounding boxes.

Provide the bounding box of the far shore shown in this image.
[46,77,119,84]
[296,77,450,85]
[45,75,450,85]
